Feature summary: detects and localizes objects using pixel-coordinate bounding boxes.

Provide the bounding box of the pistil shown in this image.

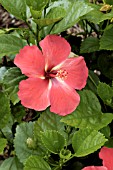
[45,69,68,80]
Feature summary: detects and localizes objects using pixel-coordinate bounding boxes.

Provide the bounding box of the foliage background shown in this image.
[0,0,113,169]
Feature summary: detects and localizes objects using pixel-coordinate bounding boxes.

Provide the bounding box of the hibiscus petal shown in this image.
[99,147,113,170]
[82,166,107,170]
[14,45,45,78]
[18,78,50,110]
[50,78,80,116]
[57,56,88,90]
[39,35,71,71]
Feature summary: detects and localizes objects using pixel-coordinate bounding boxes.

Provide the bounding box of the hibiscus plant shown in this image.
[0,0,113,169]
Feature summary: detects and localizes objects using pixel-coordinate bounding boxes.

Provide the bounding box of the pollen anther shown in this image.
[56,69,68,80]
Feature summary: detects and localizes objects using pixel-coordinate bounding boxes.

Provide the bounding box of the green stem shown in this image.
[62,154,75,165]
[54,154,75,170]
[85,20,99,36]
[26,20,40,46]
[102,0,106,4]
[26,20,36,37]
[36,24,40,47]
[88,73,98,88]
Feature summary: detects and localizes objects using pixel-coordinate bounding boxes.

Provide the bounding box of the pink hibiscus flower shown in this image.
[14,35,88,116]
[82,147,113,170]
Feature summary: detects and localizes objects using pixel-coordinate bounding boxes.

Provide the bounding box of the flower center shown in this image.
[56,69,68,80]
[45,69,68,80]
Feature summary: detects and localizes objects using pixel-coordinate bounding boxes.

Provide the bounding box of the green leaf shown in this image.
[34,110,66,141]
[34,18,60,27]
[34,7,66,27]
[34,109,65,138]
[61,90,113,130]
[41,130,65,154]
[30,8,42,19]
[82,4,113,24]
[3,67,25,105]
[34,109,66,153]
[51,1,92,34]
[105,0,113,5]
[40,0,70,37]
[100,126,111,138]
[0,35,24,58]
[80,37,99,53]
[0,0,26,20]
[26,0,48,11]
[97,82,113,101]
[24,155,51,170]
[98,52,113,80]
[0,138,7,154]
[0,30,5,35]
[1,116,14,143]
[72,129,107,157]
[0,91,11,129]
[0,67,7,83]
[100,26,113,50]
[0,157,23,170]
[85,70,99,94]
[14,122,39,163]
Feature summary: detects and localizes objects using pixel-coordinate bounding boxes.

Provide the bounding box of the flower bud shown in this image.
[26,137,36,149]
[60,149,71,160]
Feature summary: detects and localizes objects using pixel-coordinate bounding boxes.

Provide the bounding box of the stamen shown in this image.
[45,69,68,80]
[56,69,68,80]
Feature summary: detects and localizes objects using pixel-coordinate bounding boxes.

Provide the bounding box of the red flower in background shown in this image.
[82,147,113,170]
[14,35,88,116]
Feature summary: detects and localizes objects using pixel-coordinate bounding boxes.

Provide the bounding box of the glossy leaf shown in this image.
[100,26,113,50]
[41,130,65,154]
[30,8,42,19]
[0,35,25,58]
[0,91,11,129]
[1,116,14,143]
[34,109,66,140]
[34,109,66,153]
[0,138,7,154]
[26,0,48,11]
[72,129,107,157]
[14,122,39,163]
[61,90,113,130]
[24,155,51,170]
[0,157,23,170]
[0,0,26,20]
[34,7,66,27]
[100,126,111,138]
[3,67,25,105]
[80,37,99,53]
[51,1,92,34]
[40,0,71,37]
[97,82,113,101]
[85,70,99,94]
[82,4,113,24]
